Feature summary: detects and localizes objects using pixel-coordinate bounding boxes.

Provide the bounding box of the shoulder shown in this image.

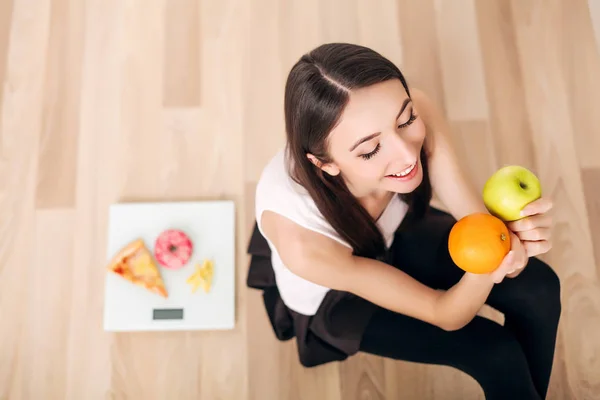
[254,147,352,249]
[254,148,311,214]
[260,209,352,277]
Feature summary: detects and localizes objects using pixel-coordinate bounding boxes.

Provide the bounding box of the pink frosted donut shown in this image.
[154,229,193,270]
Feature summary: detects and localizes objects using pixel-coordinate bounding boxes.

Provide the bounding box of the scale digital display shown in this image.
[153,308,184,320]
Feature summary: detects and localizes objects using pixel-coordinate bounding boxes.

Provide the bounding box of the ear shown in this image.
[306,153,340,176]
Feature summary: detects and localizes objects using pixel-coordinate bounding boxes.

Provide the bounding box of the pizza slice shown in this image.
[107,238,168,298]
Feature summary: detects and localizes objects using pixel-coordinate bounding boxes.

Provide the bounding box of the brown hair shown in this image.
[284,43,432,260]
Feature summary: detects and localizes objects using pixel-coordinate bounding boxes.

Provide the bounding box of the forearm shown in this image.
[345,256,495,331]
[434,272,495,330]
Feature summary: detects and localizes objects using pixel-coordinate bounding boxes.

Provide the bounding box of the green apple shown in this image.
[482,165,542,222]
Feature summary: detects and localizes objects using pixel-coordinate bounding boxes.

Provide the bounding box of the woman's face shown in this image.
[314,79,426,198]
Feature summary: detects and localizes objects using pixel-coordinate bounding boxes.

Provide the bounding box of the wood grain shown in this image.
[319,0,360,46]
[561,0,600,169]
[448,120,497,192]
[339,354,386,400]
[0,1,52,398]
[582,168,600,268]
[0,0,14,139]
[475,0,536,170]
[67,1,123,398]
[243,0,286,183]
[20,210,75,399]
[433,0,488,120]
[511,1,600,398]
[1,0,599,398]
[355,0,403,68]
[163,0,200,107]
[397,0,446,109]
[35,0,83,209]
[589,0,600,53]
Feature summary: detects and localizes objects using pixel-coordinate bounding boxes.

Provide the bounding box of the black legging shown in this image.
[359,224,562,400]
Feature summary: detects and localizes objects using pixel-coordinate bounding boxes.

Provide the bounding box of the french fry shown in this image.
[186,259,214,293]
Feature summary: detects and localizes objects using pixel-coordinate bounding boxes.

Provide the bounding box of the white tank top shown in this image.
[255,148,409,316]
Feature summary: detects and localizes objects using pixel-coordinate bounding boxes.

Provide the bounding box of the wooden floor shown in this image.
[1,0,599,399]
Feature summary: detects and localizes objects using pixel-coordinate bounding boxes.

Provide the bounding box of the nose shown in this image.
[387,131,415,162]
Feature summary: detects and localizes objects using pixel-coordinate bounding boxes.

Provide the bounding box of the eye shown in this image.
[398,111,417,129]
[360,143,381,160]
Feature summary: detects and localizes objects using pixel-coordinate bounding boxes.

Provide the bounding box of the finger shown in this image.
[492,251,515,283]
[490,251,514,283]
[523,240,552,257]
[506,267,524,279]
[515,227,552,241]
[521,197,553,217]
[507,214,553,232]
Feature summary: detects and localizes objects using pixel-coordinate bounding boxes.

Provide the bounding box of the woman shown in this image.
[246,43,561,400]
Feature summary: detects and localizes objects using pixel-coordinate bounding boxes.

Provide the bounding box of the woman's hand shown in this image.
[488,231,529,283]
[505,197,553,258]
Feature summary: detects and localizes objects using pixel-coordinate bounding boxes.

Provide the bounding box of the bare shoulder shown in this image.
[260,210,353,290]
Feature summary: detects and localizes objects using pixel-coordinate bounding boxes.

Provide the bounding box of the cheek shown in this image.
[410,118,427,144]
[340,157,386,180]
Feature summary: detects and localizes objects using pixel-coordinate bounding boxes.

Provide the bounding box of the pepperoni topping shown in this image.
[154,229,193,269]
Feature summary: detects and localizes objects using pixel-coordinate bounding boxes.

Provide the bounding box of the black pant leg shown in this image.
[388,209,560,399]
[485,257,562,398]
[359,308,541,400]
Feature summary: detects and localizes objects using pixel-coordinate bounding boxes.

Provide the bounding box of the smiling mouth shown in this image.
[386,162,416,178]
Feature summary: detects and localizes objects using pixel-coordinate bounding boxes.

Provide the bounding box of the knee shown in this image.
[473,334,539,397]
[523,258,562,316]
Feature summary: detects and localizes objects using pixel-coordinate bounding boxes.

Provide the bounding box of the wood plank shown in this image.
[319,0,359,45]
[510,1,600,398]
[35,0,84,209]
[163,0,200,107]
[339,354,386,400]
[0,0,52,397]
[19,210,75,399]
[0,0,14,139]
[560,0,600,168]
[355,0,402,68]
[475,0,536,169]
[448,120,497,193]
[278,0,321,72]
[243,0,285,183]
[582,168,600,268]
[244,182,285,400]
[63,1,125,398]
[433,0,489,120]
[118,0,165,200]
[397,0,446,109]
[588,0,600,54]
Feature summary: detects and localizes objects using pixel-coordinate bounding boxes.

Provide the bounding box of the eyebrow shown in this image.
[348,98,412,152]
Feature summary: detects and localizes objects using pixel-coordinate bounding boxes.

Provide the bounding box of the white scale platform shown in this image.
[103,201,236,332]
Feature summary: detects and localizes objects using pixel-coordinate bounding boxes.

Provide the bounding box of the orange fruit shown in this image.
[448,213,511,274]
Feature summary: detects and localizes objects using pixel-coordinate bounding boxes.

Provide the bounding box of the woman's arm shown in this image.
[261,210,520,331]
[411,88,553,274]
[411,89,488,220]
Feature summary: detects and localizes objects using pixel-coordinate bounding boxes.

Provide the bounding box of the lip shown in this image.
[386,161,419,182]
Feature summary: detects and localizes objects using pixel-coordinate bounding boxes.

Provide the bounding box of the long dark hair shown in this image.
[284,43,432,260]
